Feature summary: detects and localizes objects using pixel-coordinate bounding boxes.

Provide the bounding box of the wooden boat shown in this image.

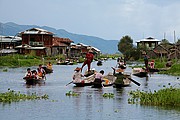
[113,72,131,88]
[149,68,159,72]
[92,73,117,88]
[23,77,45,85]
[133,72,148,77]
[42,67,53,74]
[57,59,75,65]
[132,68,148,77]
[97,61,102,66]
[73,74,95,87]
[84,69,97,77]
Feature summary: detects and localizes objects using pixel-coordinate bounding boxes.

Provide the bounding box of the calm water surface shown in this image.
[0,60,180,120]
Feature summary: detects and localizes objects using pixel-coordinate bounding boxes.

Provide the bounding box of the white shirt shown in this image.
[95,72,103,80]
[73,71,83,82]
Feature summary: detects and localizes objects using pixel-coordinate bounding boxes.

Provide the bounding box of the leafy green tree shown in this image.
[118,35,134,60]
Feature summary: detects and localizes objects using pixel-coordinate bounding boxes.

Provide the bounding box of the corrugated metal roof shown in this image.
[26,47,46,50]
[0,49,17,53]
[77,43,90,47]
[136,37,161,43]
[15,44,45,49]
[52,37,72,47]
[91,46,100,52]
[53,37,73,43]
[15,44,31,48]
[0,35,22,42]
[20,28,53,35]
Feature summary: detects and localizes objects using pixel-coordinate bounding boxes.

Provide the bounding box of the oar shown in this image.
[128,78,141,86]
[66,81,73,86]
[44,76,47,80]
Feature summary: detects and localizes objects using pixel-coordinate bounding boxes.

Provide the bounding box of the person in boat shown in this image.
[38,64,46,76]
[47,62,53,70]
[31,70,39,79]
[37,64,46,79]
[143,53,149,71]
[73,67,84,83]
[149,60,155,69]
[111,67,124,85]
[93,70,104,85]
[24,68,32,79]
[37,68,44,79]
[81,49,94,73]
[118,59,126,69]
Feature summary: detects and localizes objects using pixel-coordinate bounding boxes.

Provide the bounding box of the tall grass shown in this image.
[159,64,180,76]
[128,87,180,107]
[0,54,43,67]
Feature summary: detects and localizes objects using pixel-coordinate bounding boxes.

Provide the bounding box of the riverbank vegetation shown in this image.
[0,89,49,104]
[0,54,43,67]
[128,86,180,108]
[0,54,82,67]
[0,53,179,76]
[0,53,120,67]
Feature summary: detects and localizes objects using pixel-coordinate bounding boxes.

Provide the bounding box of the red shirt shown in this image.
[86,52,94,62]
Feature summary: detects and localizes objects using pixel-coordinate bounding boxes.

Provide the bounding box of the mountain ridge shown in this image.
[0,22,119,54]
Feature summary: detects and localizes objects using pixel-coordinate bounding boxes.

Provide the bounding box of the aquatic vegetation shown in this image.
[0,89,49,103]
[65,91,79,97]
[159,64,180,76]
[128,87,180,107]
[2,68,8,72]
[102,93,114,98]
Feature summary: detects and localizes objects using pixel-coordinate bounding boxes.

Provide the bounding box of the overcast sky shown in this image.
[0,0,180,43]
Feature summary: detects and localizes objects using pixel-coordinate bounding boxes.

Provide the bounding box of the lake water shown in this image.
[0,59,180,120]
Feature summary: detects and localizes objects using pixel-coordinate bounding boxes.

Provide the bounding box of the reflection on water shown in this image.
[0,60,180,120]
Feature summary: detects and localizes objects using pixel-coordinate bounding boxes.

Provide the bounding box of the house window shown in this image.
[30,38,35,42]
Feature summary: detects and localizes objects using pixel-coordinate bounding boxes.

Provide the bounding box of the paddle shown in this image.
[66,81,73,86]
[44,76,47,80]
[128,78,141,86]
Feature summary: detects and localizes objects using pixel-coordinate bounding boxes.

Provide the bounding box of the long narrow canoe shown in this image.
[73,74,95,87]
[42,67,53,74]
[23,77,45,85]
[113,72,131,88]
[133,72,148,77]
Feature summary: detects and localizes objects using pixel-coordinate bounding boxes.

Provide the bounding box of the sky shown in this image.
[0,0,180,43]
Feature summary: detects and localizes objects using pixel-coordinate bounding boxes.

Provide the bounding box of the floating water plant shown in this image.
[102,93,114,98]
[0,89,49,103]
[65,91,79,97]
[2,69,8,72]
[128,87,180,107]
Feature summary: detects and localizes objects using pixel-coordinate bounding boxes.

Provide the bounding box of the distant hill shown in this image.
[0,22,119,54]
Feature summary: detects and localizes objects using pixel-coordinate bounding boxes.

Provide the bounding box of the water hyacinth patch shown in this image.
[102,93,114,98]
[65,91,79,97]
[0,89,49,103]
[128,87,180,107]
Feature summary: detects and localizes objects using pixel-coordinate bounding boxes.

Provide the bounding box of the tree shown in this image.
[118,35,134,60]
[160,39,169,45]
